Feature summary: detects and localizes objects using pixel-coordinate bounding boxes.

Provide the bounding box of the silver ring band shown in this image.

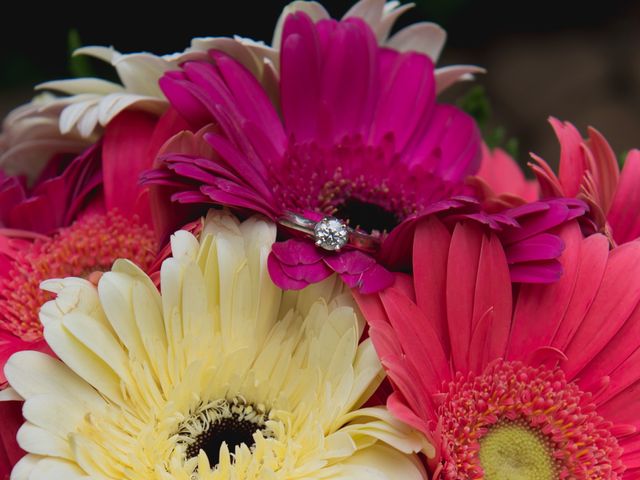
[278,211,381,252]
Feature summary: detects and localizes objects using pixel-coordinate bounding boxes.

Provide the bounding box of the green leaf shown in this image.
[67,29,94,78]
[484,125,504,149]
[619,150,628,169]
[503,136,519,159]
[456,87,520,159]
[456,85,491,129]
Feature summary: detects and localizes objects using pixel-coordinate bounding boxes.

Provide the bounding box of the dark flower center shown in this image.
[333,198,400,234]
[179,397,269,467]
[185,415,261,465]
[275,140,423,236]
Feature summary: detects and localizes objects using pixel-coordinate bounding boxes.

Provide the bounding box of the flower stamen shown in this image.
[439,360,624,479]
[0,210,155,340]
[178,397,271,466]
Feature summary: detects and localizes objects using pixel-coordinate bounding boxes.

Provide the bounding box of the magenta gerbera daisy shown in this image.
[356,216,640,478]
[145,11,584,292]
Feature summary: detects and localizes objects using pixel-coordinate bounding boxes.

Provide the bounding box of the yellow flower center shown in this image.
[439,360,623,479]
[479,421,556,480]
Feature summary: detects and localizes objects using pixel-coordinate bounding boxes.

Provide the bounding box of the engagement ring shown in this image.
[278,211,381,252]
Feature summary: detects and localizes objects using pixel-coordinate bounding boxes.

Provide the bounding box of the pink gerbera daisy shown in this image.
[0,111,161,386]
[356,217,640,478]
[145,12,584,292]
[530,117,640,246]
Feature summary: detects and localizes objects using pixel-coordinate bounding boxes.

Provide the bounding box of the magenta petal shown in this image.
[271,239,324,265]
[340,263,395,294]
[316,17,378,142]
[159,74,212,129]
[208,50,287,149]
[171,191,212,203]
[509,260,563,283]
[504,233,565,264]
[434,106,482,181]
[491,214,521,228]
[448,212,510,230]
[167,162,225,185]
[323,249,376,274]
[200,185,277,219]
[501,202,570,244]
[339,271,365,289]
[562,198,588,219]
[430,196,479,213]
[371,49,435,150]
[280,12,323,144]
[204,133,273,198]
[267,252,314,290]
[506,201,551,219]
[278,259,333,283]
[141,168,184,187]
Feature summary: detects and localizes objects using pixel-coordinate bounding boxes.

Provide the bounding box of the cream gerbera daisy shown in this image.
[3,210,429,480]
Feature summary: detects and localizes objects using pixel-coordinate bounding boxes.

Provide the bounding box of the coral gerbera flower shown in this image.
[146,11,582,292]
[530,117,640,245]
[472,144,539,209]
[3,211,429,479]
[356,217,640,478]
[0,111,160,385]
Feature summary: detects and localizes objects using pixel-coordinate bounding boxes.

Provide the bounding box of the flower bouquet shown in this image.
[1,1,639,479]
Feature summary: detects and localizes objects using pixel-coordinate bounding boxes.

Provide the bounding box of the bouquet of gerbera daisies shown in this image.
[1,1,639,479]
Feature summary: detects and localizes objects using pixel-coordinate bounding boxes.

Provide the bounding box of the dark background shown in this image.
[1,0,638,164]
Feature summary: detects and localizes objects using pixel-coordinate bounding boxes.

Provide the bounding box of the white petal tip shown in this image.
[0,387,23,401]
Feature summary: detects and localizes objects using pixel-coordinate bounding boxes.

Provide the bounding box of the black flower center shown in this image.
[179,397,269,467]
[186,416,260,465]
[333,198,400,234]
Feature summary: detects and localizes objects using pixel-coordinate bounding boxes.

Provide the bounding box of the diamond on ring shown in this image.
[314,217,349,251]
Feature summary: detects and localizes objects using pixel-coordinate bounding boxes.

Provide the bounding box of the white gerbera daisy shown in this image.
[0,93,91,179]
[4,211,430,479]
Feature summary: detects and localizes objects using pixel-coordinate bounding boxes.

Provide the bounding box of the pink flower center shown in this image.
[439,360,624,479]
[0,211,156,341]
